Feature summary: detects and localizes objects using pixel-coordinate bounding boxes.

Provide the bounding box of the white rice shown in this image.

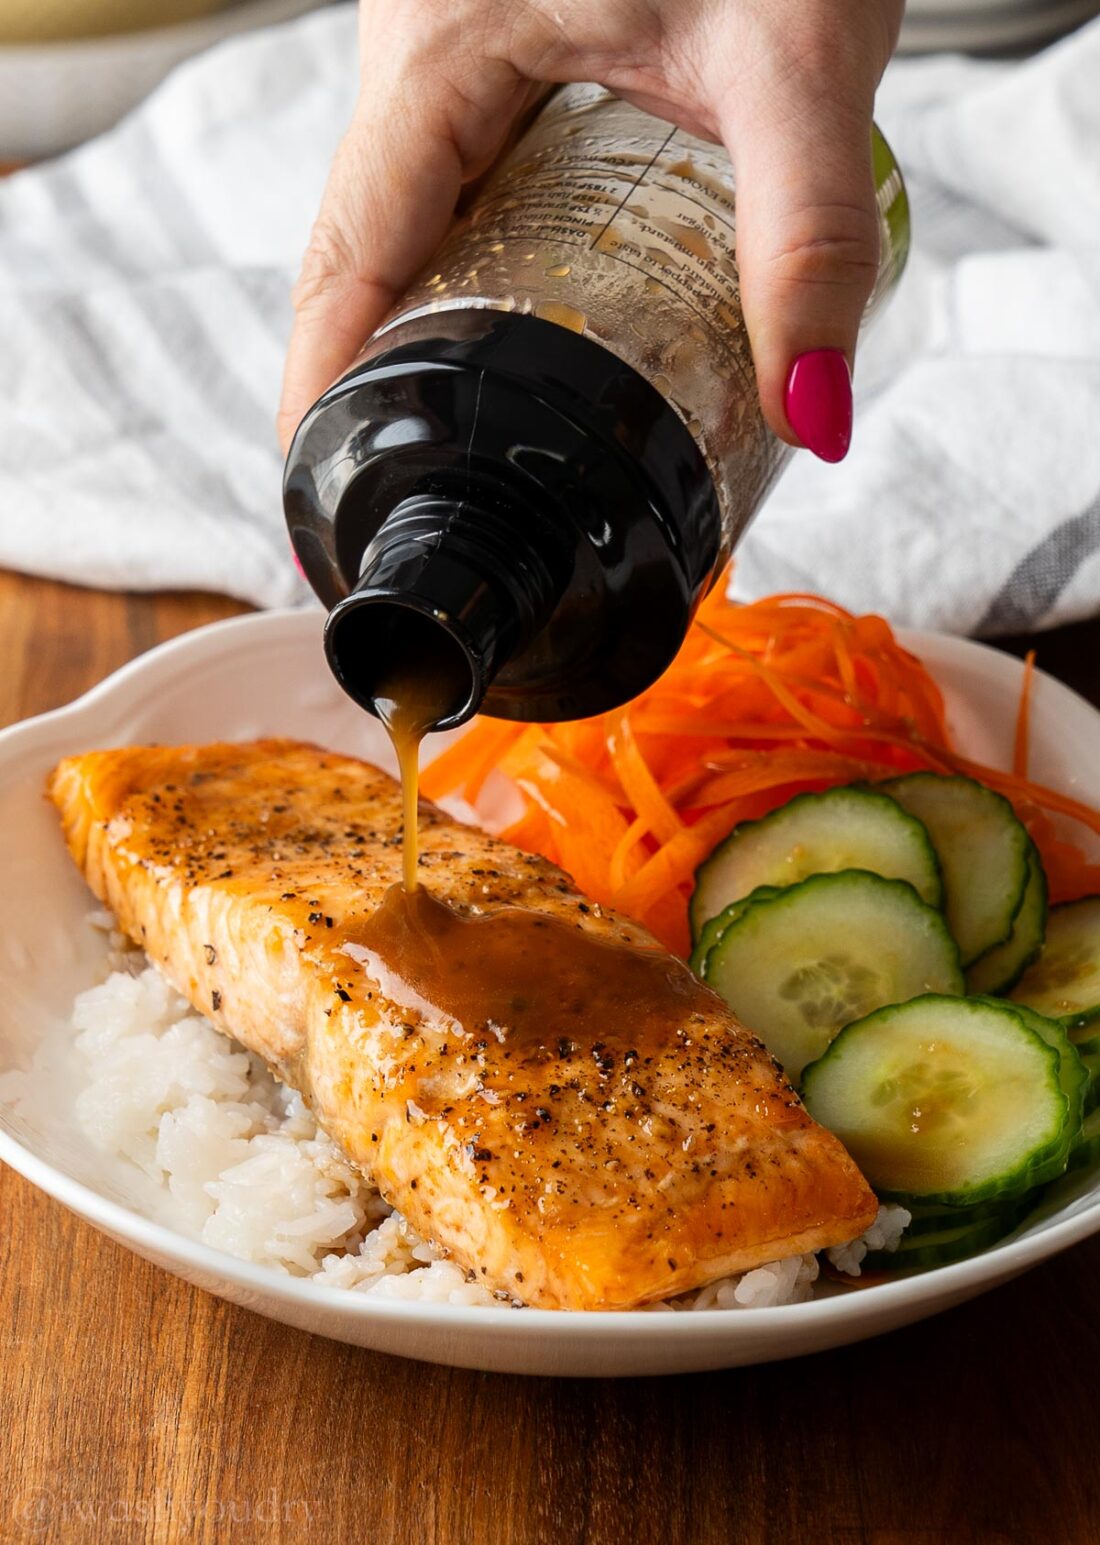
[2,921,907,1309]
[826,1200,912,1277]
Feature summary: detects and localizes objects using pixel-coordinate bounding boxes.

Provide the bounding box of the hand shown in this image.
[277,0,903,460]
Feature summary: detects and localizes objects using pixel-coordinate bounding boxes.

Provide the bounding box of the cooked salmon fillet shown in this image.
[49,739,876,1310]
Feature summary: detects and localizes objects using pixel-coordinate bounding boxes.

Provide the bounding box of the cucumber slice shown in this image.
[705,872,964,1079]
[965,846,1047,995]
[689,786,943,942]
[1001,1002,1086,1145]
[688,886,780,978]
[861,1202,1030,1273]
[1082,1056,1100,1113]
[1069,1107,1100,1173]
[800,995,1070,1205]
[1075,1040,1100,1114]
[881,773,1030,967]
[902,1194,1031,1239]
[1010,897,1100,1027]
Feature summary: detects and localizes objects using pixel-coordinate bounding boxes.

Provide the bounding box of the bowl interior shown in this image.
[2,608,1100,1367]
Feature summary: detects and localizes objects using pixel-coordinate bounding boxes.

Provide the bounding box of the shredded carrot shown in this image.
[1014,649,1036,779]
[426,574,1100,953]
[609,815,650,893]
[608,715,684,845]
[421,717,523,806]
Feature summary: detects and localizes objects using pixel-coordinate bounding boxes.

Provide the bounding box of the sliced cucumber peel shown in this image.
[704,871,963,1079]
[861,1200,1031,1273]
[689,785,943,942]
[1069,1107,1100,1174]
[966,845,1047,996]
[1010,896,1100,1028]
[801,995,1071,1206]
[997,1001,1086,1147]
[1074,1040,1100,1114]
[901,1193,1033,1240]
[688,885,780,978]
[881,773,1031,967]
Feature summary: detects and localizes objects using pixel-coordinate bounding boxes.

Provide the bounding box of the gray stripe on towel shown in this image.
[123,117,217,268]
[227,266,296,343]
[125,281,276,445]
[978,488,1100,634]
[46,124,216,274]
[46,163,135,275]
[44,296,274,533]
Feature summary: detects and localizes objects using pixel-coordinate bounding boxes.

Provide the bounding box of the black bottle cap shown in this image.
[324,493,568,731]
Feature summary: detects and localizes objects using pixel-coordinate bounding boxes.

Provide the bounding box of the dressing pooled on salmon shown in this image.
[48,739,876,1309]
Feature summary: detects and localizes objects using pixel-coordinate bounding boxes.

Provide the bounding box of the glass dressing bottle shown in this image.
[284,84,909,731]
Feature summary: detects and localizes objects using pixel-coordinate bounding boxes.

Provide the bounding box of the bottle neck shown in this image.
[324,492,571,730]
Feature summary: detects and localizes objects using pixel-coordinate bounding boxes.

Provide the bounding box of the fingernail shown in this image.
[784,349,853,463]
[290,545,306,580]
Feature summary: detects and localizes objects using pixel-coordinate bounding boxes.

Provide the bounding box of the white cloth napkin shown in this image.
[2,5,1099,634]
[736,28,1100,635]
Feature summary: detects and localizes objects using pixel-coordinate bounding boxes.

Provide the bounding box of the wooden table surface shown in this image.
[1,566,1098,1544]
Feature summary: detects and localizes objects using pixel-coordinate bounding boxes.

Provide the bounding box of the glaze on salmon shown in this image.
[49,739,877,1309]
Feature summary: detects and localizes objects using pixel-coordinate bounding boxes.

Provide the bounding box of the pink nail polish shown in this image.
[784,349,853,463]
[290,546,306,580]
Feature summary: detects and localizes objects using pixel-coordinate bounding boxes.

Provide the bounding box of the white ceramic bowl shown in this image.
[897,0,1100,52]
[2,608,1100,1377]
